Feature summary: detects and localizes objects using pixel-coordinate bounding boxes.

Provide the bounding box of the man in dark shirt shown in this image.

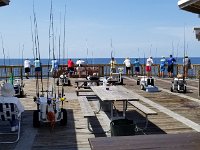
[167,54,176,78]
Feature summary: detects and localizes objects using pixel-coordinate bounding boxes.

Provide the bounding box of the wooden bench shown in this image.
[75,79,102,89]
[128,101,157,131]
[76,89,93,96]
[78,96,95,132]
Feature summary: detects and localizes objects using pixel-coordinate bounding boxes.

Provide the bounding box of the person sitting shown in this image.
[0,83,24,132]
[24,58,31,79]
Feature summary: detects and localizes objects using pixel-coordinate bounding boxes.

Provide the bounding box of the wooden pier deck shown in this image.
[0,77,200,150]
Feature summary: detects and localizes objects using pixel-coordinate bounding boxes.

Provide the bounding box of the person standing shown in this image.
[183,56,191,78]
[67,59,74,77]
[50,58,59,77]
[0,83,24,132]
[24,58,31,79]
[133,58,140,76]
[160,56,167,78]
[123,57,131,75]
[146,56,153,77]
[34,58,41,76]
[109,57,117,75]
[76,59,85,78]
[167,54,176,78]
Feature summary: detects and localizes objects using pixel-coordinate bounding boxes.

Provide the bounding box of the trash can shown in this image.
[100,101,111,112]
[110,118,135,136]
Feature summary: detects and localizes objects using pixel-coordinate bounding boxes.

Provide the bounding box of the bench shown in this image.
[75,79,102,89]
[76,89,93,96]
[128,101,157,131]
[78,96,95,132]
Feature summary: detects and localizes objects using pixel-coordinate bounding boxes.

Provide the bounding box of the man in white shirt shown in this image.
[123,57,131,75]
[0,83,24,132]
[24,58,31,79]
[76,59,85,78]
[146,56,153,77]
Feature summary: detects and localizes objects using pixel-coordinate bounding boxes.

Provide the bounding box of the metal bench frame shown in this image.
[0,103,21,143]
[128,101,157,132]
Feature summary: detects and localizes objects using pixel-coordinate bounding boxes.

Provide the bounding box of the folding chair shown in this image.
[0,103,21,143]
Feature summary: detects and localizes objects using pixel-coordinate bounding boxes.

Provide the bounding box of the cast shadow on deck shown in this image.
[0,109,84,150]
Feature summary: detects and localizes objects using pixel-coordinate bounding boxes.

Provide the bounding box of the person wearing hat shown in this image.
[34,58,41,77]
[183,56,191,78]
[133,58,140,76]
[160,56,167,78]
[109,57,117,75]
[0,83,24,132]
[167,54,176,78]
[146,56,153,77]
[123,57,131,75]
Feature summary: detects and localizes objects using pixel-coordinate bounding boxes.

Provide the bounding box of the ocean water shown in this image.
[0,57,199,66]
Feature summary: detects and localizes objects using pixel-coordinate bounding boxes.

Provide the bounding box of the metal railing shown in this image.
[0,64,199,79]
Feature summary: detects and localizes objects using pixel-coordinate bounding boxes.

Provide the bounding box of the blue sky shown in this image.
[0,0,199,59]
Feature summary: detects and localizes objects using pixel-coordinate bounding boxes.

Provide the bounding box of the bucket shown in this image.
[100,101,111,112]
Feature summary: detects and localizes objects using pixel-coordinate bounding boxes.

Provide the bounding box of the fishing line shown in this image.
[61,4,67,98]
[30,16,35,60]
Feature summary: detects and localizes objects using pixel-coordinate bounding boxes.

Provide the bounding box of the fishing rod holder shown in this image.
[33,96,67,127]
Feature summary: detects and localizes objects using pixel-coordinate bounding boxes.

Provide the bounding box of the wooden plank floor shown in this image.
[0,77,199,149]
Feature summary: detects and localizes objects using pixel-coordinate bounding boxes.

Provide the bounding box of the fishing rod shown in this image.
[85,39,89,65]
[35,12,44,96]
[57,12,62,97]
[143,51,146,77]
[154,47,157,76]
[149,44,152,57]
[33,0,43,97]
[30,16,35,60]
[137,48,140,61]
[183,25,186,80]
[171,41,174,57]
[32,0,39,97]
[21,44,24,86]
[61,4,67,98]
[1,34,7,82]
[47,0,54,98]
[51,2,57,99]
[110,38,113,59]
[18,44,24,83]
